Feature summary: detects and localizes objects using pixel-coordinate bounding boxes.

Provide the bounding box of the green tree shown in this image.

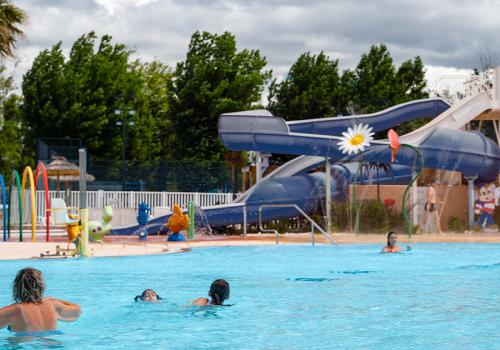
[0,66,30,175]
[268,51,343,120]
[168,31,271,161]
[129,60,172,160]
[351,44,428,114]
[0,0,27,59]
[395,56,428,101]
[22,32,168,161]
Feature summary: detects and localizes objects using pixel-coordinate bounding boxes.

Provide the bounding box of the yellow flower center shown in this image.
[349,134,364,146]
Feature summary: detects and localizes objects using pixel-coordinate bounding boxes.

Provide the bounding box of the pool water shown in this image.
[0,244,499,349]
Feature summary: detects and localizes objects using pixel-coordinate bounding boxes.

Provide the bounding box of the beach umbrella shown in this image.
[45,156,95,193]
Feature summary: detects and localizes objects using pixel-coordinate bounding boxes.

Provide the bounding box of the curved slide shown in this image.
[218,92,500,180]
[112,98,452,235]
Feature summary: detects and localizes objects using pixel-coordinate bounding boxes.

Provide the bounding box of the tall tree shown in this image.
[0,66,30,175]
[268,51,343,120]
[351,44,398,113]
[0,0,27,59]
[22,32,168,161]
[128,60,172,160]
[351,44,428,114]
[168,31,271,161]
[395,56,428,102]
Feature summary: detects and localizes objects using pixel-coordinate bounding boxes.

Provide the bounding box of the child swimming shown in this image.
[192,279,230,306]
[0,267,81,333]
[134,289,163,302]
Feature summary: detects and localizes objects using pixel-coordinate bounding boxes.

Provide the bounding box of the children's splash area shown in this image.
[2,68,500,349]
[0,244,499,349]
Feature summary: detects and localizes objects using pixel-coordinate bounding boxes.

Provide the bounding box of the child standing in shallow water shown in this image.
[192,279,230,306]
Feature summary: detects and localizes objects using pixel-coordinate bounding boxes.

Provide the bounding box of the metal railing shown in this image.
[258,204,337,246]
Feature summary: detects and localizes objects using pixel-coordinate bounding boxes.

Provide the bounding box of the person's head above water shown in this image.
[209,279,230,305]
[135,289,162,302]
[13,267,45,304]
[387,231,397,247]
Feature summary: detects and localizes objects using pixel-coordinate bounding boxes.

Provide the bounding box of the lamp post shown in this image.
[115,108,135,190]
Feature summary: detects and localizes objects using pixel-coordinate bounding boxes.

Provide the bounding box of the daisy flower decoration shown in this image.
[338,123,374,155]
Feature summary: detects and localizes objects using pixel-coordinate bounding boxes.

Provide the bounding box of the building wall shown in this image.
[349,184,468,230]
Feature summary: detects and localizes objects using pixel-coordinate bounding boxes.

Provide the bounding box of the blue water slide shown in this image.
[218,113,500,181]
[111,99,454,235]
[287,98,450,136]
[111,163,412,234]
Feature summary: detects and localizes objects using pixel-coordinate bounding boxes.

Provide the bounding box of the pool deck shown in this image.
[1,233,500,260]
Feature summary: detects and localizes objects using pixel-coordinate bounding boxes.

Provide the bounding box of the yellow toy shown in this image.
[66,217,80,250]
[167,204,189,241]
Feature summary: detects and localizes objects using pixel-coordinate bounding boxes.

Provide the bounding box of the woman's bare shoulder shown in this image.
[191,298,209,306]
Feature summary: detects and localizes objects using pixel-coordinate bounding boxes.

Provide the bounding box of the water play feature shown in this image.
[112,68,500,236]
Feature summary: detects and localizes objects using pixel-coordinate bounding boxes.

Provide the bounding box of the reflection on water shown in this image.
[455,262,500,270]
[4,332,64,349]
[287,277,338,282]
[330,270,377,275]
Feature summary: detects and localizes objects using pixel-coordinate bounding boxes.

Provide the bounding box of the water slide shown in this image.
[112,98,457,235]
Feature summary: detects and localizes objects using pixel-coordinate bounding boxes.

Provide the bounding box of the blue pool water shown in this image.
[0,244,499,349]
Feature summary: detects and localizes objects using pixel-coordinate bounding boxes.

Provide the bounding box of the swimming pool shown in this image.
[0,244,499,349]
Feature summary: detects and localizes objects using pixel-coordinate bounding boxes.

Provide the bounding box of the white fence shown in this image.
[5,190,234,225]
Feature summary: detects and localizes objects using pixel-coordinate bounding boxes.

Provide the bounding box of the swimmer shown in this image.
[0,267,81,333]
[134,289,162,302]
[192,279,230,306]
[381,231,411,253]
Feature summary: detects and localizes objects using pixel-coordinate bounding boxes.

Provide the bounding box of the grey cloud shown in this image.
[9,0,500,86]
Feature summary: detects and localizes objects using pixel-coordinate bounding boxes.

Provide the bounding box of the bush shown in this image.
[331,202,350,232]
[358,200,387,232]
[447,216,465,232]
[387,211,406,231]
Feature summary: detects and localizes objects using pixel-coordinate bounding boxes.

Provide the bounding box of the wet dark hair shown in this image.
[13,267,45,304]
[134,289,162,302]
[387,231,397,245]
[209,279,230,305]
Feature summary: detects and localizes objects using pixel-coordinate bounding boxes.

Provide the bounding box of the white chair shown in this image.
[50,198,79,226]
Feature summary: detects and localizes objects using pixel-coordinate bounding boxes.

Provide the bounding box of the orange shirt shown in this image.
[382,245,402,253]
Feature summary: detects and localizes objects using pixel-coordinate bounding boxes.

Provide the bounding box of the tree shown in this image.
[268,51,343,120]
[0,66,30,175]
[351,44,398,113]
[351,44,428,114]
[22,32,169,161]
[168,31,271,161]
[128,60,172,160]
[395,56,428,101]
[0,0,27,59]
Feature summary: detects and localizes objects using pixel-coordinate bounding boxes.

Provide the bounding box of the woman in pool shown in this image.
[381,231,411,253]
[0,267,81,333]
[134,289,162,302]
[192,279,230,306]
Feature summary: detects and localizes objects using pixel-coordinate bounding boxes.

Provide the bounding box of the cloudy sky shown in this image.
[9,0,500,94]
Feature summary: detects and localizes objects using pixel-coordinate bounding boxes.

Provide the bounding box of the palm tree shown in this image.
[368,162,392,202]
[0,0,27,59]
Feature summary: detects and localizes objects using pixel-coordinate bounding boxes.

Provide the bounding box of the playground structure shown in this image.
[0,155,112,249]
[0,163,51,242]
[112,67,500,236]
